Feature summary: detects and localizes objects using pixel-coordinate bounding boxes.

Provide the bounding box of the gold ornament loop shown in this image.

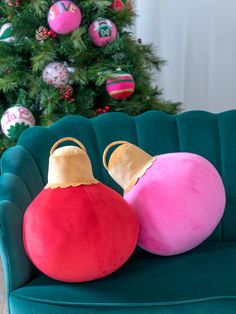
[50,137,86,156]
[103,140,129,170]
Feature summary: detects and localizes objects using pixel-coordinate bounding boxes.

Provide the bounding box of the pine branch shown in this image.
[31,42,57,72]
[0,0,181,153]
[28,0,49,18]
[70,27,87,51]
[0,77,20,92]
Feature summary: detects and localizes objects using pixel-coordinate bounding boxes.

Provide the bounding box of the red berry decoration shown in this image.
[96,108,103,115]
[60,86,74,102]
[47,30,57,38]
[96,106,111,115]
[104,106,111,112]
[36,28,57,41]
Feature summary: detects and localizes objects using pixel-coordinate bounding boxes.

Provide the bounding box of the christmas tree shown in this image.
[0,0,180,154]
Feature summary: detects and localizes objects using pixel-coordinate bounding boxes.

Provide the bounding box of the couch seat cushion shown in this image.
[10,242,236,310]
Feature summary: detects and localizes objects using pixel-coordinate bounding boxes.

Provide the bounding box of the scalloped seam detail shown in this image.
[124,157,157,193]
[45,179,99,189]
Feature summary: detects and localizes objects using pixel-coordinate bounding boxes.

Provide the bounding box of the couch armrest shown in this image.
[0,169,36,299]
[0,144,45,296]
[0,200,33,295]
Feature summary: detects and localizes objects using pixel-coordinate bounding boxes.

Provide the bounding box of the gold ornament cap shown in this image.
[103,141,156,192]
[46,137,98,189]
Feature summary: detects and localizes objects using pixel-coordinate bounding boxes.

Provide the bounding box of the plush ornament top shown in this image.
[103,141,155,192]
[46,138,98,189]
[23,138,139,282]
[103,141,226,256]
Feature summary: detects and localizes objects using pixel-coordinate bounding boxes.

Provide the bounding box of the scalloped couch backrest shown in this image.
[1,110,236,241]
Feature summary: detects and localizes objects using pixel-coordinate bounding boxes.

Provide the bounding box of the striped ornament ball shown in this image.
[106,71,135,100]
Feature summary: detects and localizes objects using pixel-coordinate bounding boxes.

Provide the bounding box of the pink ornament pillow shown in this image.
[103,141,226,256]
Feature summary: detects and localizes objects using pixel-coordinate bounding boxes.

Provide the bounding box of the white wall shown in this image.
[135,0,236,112]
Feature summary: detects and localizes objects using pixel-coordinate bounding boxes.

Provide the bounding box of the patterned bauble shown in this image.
[110,0,132,12]
[89,18,117,47]
[1,106,35,140]
[42,62,70,89]
[0,23,15,43]
[48,1,82,35]
[106,71,135,100]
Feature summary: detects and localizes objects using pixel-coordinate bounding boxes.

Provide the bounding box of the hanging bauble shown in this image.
[0,23,15,43]
[1,106,35,140]
[48,1,82,35]
[110,0,132,12]
[89,18,117,47]
[106,71,135,100]
[42,62,70,89]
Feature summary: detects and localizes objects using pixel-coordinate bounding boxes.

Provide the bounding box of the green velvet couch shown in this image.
[1,110,236,314]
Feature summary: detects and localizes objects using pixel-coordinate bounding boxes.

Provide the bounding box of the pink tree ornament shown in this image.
[89,18,117,47]
[48,1,82,35]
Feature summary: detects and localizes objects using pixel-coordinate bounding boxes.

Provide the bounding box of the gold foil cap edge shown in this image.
[45,179,99,189]
[124,156,157,192]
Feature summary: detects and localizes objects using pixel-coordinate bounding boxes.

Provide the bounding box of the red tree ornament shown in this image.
[110,0,132,12]
[23,138,139,282]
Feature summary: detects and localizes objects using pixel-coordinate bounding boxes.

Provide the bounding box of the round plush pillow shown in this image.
[23,138,139,282]
[104,142,226,256]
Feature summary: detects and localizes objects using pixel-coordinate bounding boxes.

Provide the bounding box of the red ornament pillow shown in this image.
[23,138,139,282]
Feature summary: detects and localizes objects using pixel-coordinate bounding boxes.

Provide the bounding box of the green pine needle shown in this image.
[0,0,181,151]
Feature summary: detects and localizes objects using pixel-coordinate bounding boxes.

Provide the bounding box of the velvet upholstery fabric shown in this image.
[1,110,236,313]
[124,153,226,255]
[9,243,236,313]
[23,184,138,282]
